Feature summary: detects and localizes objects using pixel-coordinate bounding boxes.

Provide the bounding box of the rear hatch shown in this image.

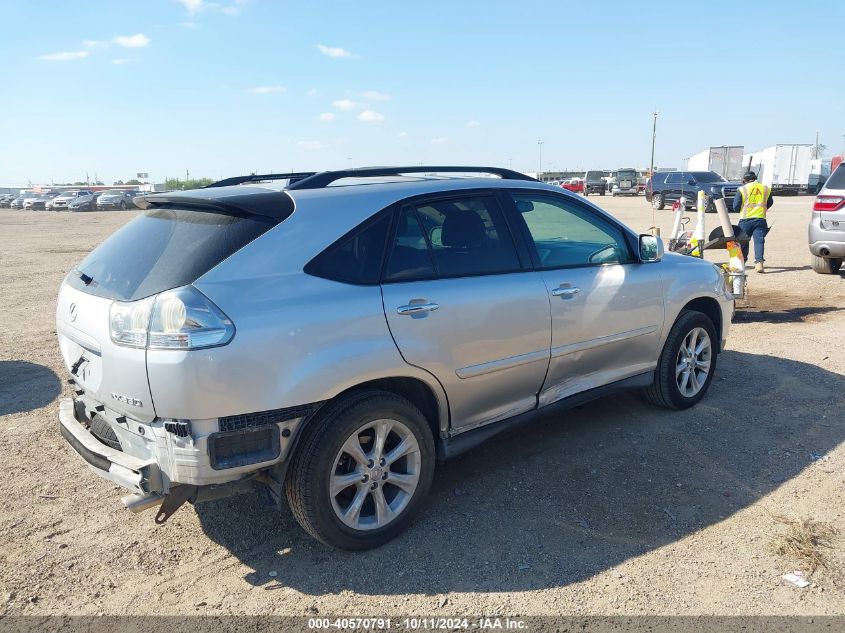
[56,189,293,421]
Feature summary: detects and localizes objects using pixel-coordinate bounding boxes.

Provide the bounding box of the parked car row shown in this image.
[0,189,143,211]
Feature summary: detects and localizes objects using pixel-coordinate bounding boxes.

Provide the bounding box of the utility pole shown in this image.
[814,130,820,159]
[649,111,659,176]
[537,140,544,179]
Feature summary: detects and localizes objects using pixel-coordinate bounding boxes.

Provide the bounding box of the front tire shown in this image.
[811,254,842,275]
[652,193,664,210]
[285,390,435,550]
[645,310,718,410]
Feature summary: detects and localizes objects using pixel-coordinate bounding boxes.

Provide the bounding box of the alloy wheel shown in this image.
[675,327,712,398]
[330,418,421,531]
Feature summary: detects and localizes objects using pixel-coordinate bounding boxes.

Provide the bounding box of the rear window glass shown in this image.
[585,171,604,180]
[826,164,845,189]
[67,208,277,301]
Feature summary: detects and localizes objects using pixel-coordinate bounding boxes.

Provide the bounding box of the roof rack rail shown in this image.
[286,166,537,190]
[205,172,317,188]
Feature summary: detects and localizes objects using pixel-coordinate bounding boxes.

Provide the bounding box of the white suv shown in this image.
[56,166,734,549]
[809,163,845,274]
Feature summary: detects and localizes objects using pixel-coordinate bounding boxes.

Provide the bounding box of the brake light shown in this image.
[813,196,845,212]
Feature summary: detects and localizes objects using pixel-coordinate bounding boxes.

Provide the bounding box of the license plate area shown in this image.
[821,218,843,231]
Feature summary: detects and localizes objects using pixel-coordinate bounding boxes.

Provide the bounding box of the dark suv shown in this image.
[646,171,741,213]
[583,170,606,196]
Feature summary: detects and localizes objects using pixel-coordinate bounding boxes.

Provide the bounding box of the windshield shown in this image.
[585,171,604,180]
[617,170,636,178]
[691,171,727,183]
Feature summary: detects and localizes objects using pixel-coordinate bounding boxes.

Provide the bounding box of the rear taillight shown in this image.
[110,286,235,350]
[813,196,845,212]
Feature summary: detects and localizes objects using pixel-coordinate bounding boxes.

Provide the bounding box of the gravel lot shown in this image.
[1,194,843,616]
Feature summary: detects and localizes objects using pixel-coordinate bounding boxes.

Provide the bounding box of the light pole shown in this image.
[537,140,544,179]
[649,111,659,176]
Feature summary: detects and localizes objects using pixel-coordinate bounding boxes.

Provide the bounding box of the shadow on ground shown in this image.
[0,360,61,416]
[195,351,845,595]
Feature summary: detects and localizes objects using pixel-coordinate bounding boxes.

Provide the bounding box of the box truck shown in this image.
[687,146,744,181]
[742,144,816,194]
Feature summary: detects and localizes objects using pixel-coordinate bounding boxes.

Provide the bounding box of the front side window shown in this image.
[511,194,631,268]
[666,172,686,184]
[385,195,520,281]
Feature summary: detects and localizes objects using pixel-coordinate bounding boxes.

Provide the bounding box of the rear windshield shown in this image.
[585,171,604,180]
[691,172,726,183]
[826,164,845,190]
[67,208,277,301]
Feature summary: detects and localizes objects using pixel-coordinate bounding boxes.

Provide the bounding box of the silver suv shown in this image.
[56,166,734,549]
[809,163,845,275]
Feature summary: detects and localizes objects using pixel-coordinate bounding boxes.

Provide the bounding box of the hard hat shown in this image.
[743,171,757,182]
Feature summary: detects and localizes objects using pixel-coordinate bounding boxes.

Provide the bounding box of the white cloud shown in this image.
[114,33,151,48]
[175,0,205,13]
[318,112,336,122]
[430,137,447,145]
[248,85,286,94]
[317,43,353,58]
[358,110,384,123]
[297,140,328,150]
[332,99,357,111]
[82,39,108,48]
[39,50,90,62]
[361,90,391,101]
[397,132,408,138]
[112,58,130,65]
[175,0,244,16]
[466,120,480,127]
[307,88,317,96]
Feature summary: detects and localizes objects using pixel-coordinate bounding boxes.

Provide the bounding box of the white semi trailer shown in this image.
[742,144,817,194]
[687,146,744,181]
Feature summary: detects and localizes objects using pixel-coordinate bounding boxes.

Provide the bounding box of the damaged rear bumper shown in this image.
[58,398,163,495]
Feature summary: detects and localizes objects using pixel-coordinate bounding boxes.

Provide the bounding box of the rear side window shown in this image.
[666,172,687,184]
[305,214,391,284]
[385,196,521,280]
[826,164,845,189]
[68,208,278,301]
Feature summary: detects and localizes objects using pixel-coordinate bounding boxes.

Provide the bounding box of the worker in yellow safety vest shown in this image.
[732,171,774,273]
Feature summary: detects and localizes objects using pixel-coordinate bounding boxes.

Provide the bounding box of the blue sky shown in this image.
[1,0,843,184]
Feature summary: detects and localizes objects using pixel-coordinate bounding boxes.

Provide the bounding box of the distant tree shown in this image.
[94,180,104,186]
[114,180,125,185]
[165,177,214,190]
[72,181,86,186]
[125,179,142,185]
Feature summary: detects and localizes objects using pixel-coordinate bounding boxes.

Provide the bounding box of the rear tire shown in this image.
[285,390,435,550]
[644,310,718,410]
[811,254,842,275]
[652,193,664,210]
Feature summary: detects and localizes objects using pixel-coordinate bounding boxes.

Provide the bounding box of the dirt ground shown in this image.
[1,194,843,617]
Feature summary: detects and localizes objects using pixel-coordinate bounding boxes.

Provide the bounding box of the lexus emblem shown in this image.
[69,302,78,322]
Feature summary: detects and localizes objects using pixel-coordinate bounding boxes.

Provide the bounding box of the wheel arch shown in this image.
[680,296,722,350]
[333,377,445,446]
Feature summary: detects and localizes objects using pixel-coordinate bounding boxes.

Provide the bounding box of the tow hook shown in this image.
[154,485,199,524]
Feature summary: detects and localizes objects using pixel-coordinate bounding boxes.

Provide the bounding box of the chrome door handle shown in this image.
[397,302,440,315]
[551,287,581,297]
